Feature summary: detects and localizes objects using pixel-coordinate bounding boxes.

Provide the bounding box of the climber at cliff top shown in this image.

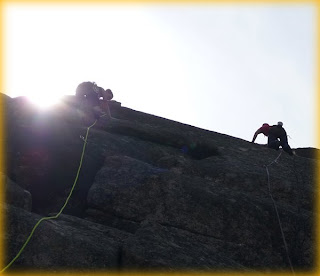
[252,122,293,155]
[75,81,113,120]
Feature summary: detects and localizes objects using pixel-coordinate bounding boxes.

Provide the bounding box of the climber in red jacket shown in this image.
[252,122,293,155]
[252,123,270,143]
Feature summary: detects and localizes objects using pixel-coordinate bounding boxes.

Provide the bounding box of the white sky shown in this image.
[3,3,317,148]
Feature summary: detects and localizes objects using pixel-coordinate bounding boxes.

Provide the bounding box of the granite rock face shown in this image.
[2,94,316,272]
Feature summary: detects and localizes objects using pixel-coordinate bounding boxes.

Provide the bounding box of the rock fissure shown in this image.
[156,221,231,244]
[3,94,316,271]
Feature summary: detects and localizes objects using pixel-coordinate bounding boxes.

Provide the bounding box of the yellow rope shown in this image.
[1,119,98,273]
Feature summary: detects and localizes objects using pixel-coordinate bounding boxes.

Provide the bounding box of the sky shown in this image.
[3,3,317,148]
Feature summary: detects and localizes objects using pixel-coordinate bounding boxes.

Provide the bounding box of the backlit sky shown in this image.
[3,3,317,148]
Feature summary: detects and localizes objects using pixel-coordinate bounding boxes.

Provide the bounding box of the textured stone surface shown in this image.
[2,93,316,272]
[4,205,128,271]
[3,174,32,211]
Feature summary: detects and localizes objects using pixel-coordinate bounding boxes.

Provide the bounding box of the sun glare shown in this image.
[27,94,63,109]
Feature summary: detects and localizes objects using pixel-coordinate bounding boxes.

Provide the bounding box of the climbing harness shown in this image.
[1,115,105,273]
[265,150,295,275]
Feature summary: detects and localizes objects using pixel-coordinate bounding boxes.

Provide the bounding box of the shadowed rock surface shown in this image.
[1,93,317,273]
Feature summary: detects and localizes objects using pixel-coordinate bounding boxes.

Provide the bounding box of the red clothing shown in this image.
[259,123,270,136]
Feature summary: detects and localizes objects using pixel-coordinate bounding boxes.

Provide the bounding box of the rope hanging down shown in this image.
[265,150,295,276]
[1,113,297,273]
[1,118,99,273]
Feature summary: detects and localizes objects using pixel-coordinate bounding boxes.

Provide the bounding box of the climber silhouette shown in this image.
[75,81,113,120]
[252,122,293,155]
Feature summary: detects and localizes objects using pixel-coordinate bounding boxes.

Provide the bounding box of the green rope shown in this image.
[265,151,295,275]
[1,119,98,273]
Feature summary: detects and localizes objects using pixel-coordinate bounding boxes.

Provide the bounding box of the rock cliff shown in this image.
[1,93,317,273]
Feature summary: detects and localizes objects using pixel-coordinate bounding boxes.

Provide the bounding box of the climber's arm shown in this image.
[251,128,262,143]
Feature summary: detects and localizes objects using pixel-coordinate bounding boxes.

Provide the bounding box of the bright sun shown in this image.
[27,94,63,109]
